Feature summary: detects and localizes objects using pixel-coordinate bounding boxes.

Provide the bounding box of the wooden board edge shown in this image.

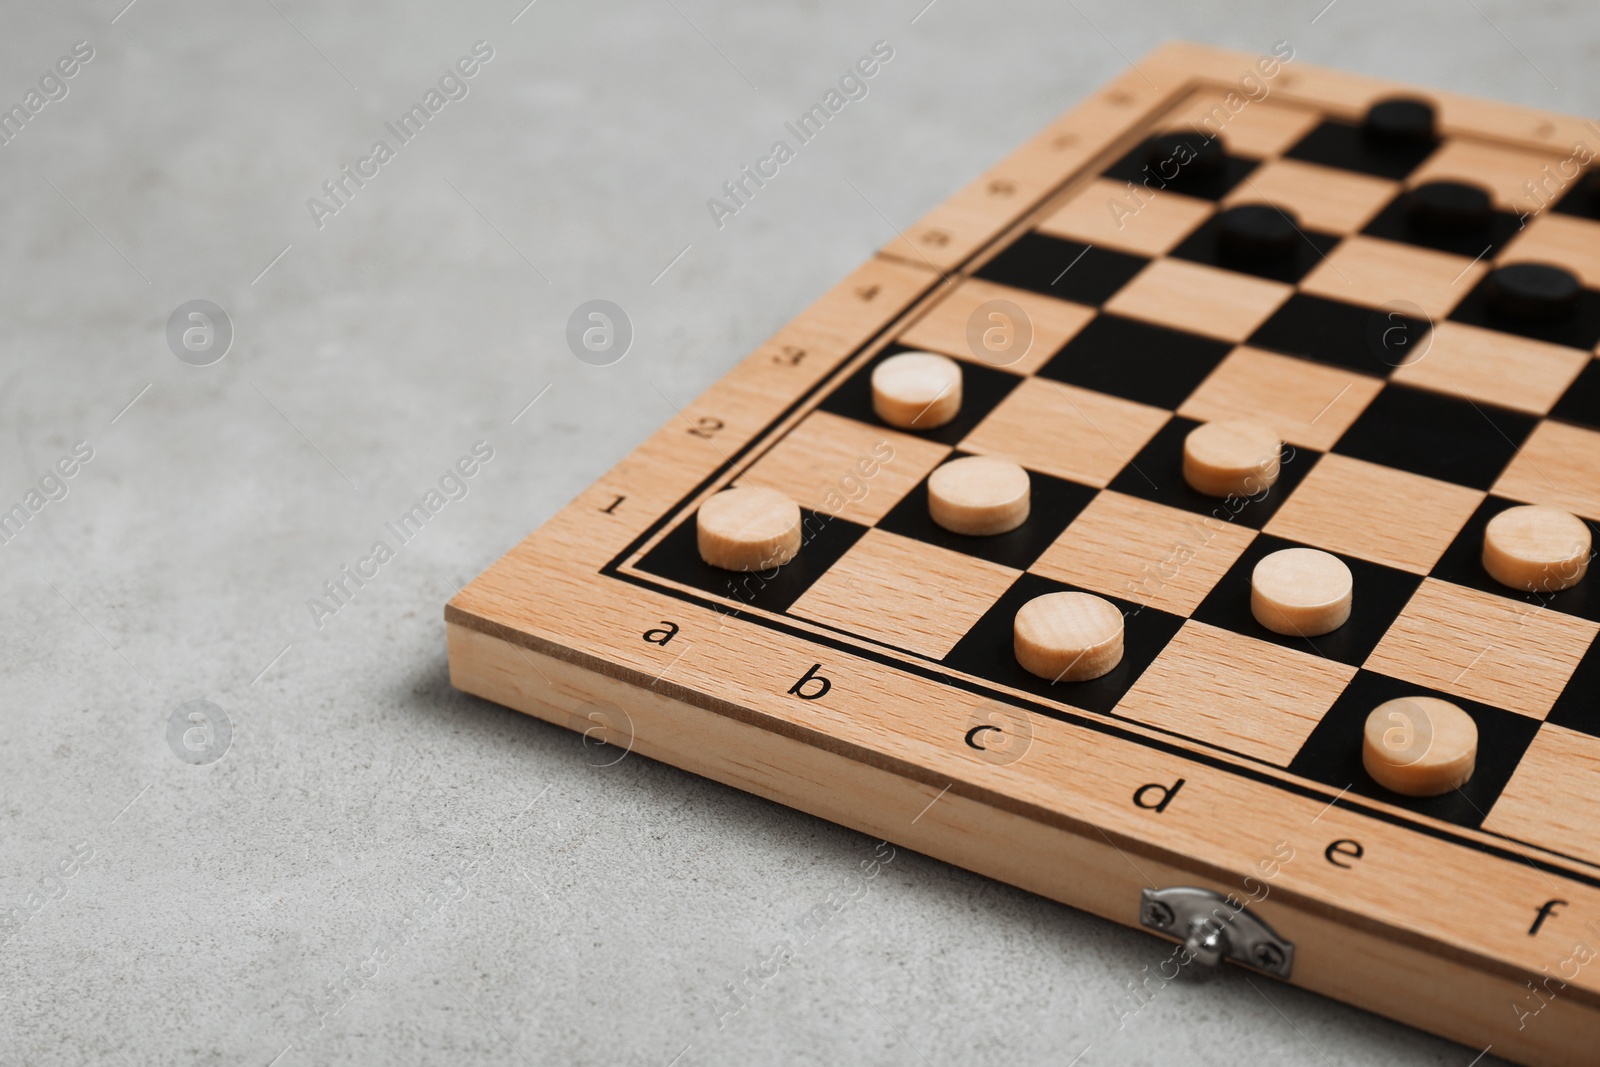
[446,618,1600,1067]
[1134,40,1600,150]
[879,39,1600,276]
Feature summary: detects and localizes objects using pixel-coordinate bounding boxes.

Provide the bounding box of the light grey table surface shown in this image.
[2,1,1593,1064]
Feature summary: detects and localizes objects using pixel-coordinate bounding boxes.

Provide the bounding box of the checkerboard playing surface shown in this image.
[449,45,1600,1066]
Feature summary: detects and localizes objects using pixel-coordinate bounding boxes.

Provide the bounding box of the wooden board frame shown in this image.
[447,43,1600,1065]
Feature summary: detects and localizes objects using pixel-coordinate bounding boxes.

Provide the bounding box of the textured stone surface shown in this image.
[3,1,1593,1063]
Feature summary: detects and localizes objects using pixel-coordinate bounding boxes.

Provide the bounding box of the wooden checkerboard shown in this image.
[447,43,1600,1066]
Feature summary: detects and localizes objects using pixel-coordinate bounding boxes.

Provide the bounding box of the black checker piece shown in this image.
[1362,180,1524,259]
[1101,132,1258,201]
[1449,262,1600,350]
[1285,97,1441,180]
[1170,204,1339,284]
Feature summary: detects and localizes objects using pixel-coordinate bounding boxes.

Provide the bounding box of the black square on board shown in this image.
[974,233,1147,306]
[1248,294,1428,376]
[1191,534,1422,667]
[1101,134,1258,201]
[1550,358,1600,432]
[1553,175,1600,220]
[636,507,868,614]
[943,572,1184,715]
[1288,670,1541,829]
[817,344,1021,447]
[1449,273,1600,350]
[1284,120,1440,181]
[1106,416,1317,530]
[1361,193,1525,260]
[1331,383,1535,490]
[1036,314,1232,409]
[1168,213,1341,284]
[1431,496,1600,623]
[876,454,1098,571]
[1547,636,1600,738]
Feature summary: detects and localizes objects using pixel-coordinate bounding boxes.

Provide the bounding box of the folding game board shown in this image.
[447,43,1600,1066]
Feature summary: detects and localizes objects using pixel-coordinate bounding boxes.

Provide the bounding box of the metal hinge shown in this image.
[1139,886,1295,979]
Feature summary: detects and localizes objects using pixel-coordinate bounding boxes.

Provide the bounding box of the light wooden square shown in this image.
[788,529,1020,660]
[1265,454,1484,574]
[1103,258,1292,342]
[1117,621,1356,765]
[1222,158,1399,233]
[1406,138,1564,213]
[1390,321,1589,416]
[1032,491,1256,615]
[1483,725,1600,867]
[960,378,1169,488]
[1500,212,1600,289]
[897,277,1095,376]
[1038,177,1213,258]
[1179,346,1384,450]
[1300,235,1486,320]
[1493,420,1600,522]
[1366,579,1600,719]
[739,411,951,525]
[1163,94,1322,158]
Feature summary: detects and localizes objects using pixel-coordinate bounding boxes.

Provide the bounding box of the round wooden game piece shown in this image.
[871,351,963,430]
[1145,132,1225,184]
[927,455,1030,536]
[1405,180,1492,234]
[1250,547,1352,637]
[1182,419,1282,498]
[1014,592,1124,682]
[1482,504,1592,593]
[1485,262,1581,322]
[696,486,802,572]
[1362,696,1478,797]
[1216,204,1298,264]
[1364,97,1435,144]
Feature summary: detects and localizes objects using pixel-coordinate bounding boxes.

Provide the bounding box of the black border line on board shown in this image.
[586,79,1600,889]
[605,567,1600,890]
